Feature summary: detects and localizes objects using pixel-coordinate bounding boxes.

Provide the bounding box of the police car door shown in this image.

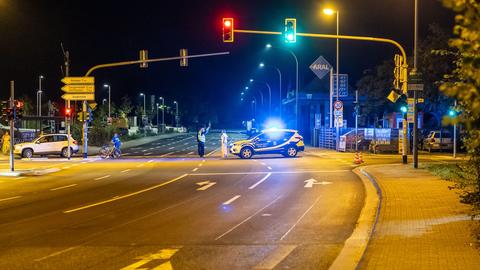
[253,133,270,150]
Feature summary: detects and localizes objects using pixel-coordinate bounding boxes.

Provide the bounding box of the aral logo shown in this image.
[310,56,332,80]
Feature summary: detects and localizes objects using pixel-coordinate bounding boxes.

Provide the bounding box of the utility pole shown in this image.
[62,43,72,160]
[453,100,457,158]
[355,90,359,152]
[9,81,15,172]
[412,0,419,168]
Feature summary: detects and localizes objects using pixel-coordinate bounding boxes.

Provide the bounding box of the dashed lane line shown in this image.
[63,174,188,213]
[215,195,282,240]
[279,196,321,241]
[267,166,272,170]
[0,196,22,202]
[223,195,241,205]
[192,168,199,172]
[190,170,349,176]
[94,175,111,181]
[121,169,131,173]
[50,184,77,191]
[137,164,144,168]
[248,173,272,190]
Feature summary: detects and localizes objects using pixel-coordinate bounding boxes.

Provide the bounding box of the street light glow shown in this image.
[245,86,249,90]
[323,8,336,15]
[249,79,254,82]
[103,84,109,88]
[265,43,272,49]
[140,93,144,96]
[259,62,265,68]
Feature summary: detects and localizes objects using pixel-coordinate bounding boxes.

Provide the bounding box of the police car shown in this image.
[230,128,304,159]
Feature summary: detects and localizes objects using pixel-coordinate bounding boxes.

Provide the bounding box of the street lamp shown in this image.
[323,7,340,150]
[250,79,272,117]
[37,75,45,117]
[265,43,299,128]
[139,93,146,117]
[103,84,111,118]
[102,98,107,105]
[159,97,165,131]
[156,102,160,131]
[173,101,179,127]
[259,62,283,119]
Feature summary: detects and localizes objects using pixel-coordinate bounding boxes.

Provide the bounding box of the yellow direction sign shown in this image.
[89,102,97,110]
[62,93,95,101]
[387,90,400,103]
[61,84,95,93]
[61,77,95,85]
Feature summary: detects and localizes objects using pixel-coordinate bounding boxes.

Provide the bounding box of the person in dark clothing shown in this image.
[197,122,211,157]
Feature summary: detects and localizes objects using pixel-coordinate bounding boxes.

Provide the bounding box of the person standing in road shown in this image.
[220,130,228,158]
[2,131,10,154]
[197,122,211,157]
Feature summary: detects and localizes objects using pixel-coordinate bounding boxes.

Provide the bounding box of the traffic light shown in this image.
[396,94,408,114]
[222,18,234,42]
[65,107,72,118]
[448,109,457,117]
[139,49,148,68]
[1,100,10,121]
[14,100,24,120]
[393,54,407,93]
[284,18,297,43]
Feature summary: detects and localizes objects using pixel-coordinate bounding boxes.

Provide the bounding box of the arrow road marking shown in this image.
[304,179,332,188]
[196,181,216,191]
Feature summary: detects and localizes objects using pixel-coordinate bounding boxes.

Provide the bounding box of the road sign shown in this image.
[62,93,95,101]
[61,84,95,93]
[333,74,348,97]
[309,56,332,79]
[334,100,343,111]
[387,90,400,103]
[61,77,95,85]
[88,102,98,110]
[408,83,424,91]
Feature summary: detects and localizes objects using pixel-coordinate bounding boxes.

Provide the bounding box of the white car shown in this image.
[14,134,79,158]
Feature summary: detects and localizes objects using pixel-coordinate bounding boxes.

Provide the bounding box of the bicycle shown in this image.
[99,144,121,159]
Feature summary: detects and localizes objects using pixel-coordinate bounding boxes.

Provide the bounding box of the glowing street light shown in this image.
[323,8,335,16]
[103,84,111,118]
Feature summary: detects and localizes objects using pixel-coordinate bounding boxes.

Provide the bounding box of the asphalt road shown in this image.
[0,132,450,269]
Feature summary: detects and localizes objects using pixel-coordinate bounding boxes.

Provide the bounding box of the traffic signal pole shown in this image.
[9,81,15,172]
[233,28,409,163]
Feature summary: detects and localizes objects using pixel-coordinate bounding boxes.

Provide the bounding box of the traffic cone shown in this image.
[354,152,361,164]
[359,152,364,163]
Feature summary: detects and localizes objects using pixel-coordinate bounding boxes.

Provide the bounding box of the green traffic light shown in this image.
[448,110,456,117]
[400,106,408,113]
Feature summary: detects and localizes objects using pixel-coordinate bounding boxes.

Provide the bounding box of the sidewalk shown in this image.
[359,164,480,269]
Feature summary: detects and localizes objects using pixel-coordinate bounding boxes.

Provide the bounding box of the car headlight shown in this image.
[14,145,21,150]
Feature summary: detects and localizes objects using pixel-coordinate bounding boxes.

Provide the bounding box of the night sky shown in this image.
[0,0,452,126]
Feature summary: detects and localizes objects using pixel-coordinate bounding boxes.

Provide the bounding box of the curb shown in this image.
[0,167,61,177]
[328,166,382,270]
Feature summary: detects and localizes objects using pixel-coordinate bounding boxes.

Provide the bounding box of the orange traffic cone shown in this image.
[359,152,364,163]
[354,152,362,164]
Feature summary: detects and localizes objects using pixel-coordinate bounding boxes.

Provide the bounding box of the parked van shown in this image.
[422,130,453,152]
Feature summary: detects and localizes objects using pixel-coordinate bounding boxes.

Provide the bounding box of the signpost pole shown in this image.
[355,90,358,152]
[82,101,88,159]
[329,68,333,128]
[9,81,15,172]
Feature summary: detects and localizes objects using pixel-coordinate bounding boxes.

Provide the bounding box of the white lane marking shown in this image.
[34,246,78,262]
[205,148,218,157]
[184,142,189,145]
[142,149,147,152]
[187,151,194,155]
[144,152,152,156]
[260,162,267,166]
[279,196,321,241]
[190,170,350,176]
[147,160,154,163]
[50,184,77,191]
[192,168,199,172]
[94,175,111,181]
[196,181,216,191]
[223,195,241,205]
[159,152,175,157]
[168,147,175,150]
[81,161,87,164]
[62,166,70,169]
[248,173,272,190]
[15,177,26,180]
[0,196,22,202]
[267,166,272,170]
[215,195,282,240]
[121,169,131,173]
[64,174,188,213]
[137,164,144,168]
[254,245,297,270]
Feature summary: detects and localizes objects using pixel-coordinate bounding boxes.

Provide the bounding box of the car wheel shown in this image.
[22,148,33,159]
[239,147,253,159]
[285,146,298,158]
[61,147,72,158]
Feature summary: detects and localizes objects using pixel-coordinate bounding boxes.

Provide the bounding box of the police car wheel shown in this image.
[22,148,33,159]
[240,147,253,159]
[285,146,298,158]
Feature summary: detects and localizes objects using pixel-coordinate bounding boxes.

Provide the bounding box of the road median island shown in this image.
[354,164,480,269]
[328,166,381,270]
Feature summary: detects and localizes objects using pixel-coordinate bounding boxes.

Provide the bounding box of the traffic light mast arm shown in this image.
[85,51,230,76]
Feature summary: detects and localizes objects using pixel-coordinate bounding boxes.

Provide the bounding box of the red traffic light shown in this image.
[65,108,72,117]
[14,100,24,108]
[222,18,234,43]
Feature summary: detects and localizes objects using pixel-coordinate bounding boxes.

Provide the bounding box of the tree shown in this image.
[440,0,480,217]
[118,96,133,118]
